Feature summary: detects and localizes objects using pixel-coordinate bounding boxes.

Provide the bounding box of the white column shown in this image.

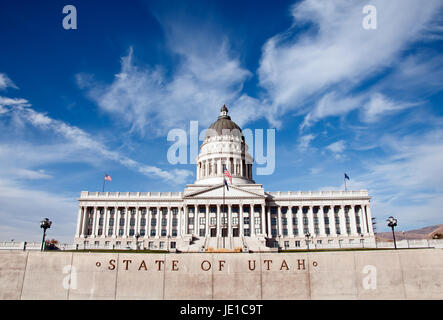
[318,206,326,237]
[350,205,358,236]
[358,205,366,235]
[102,207,108,238]
[76,206,83,237]
[239,204,244,236]
[250,205,256,236]
[92,207,98,238]
[156,207,161,238]
[228,204,232,237]
[267,207,271,237]
[135,207,140,236]
[366,205,374,234]
[328,207,337,236]
[166,206,171,237]
[179,207,184,236]
[287,207,293,237]
[261,204,266,235]
[216,204,221,237]
[307,206,315,236]
[297,207,303,238]
[184,206,188,235]
[277,206,282,237]
[113,207,118,238]
[205,205,209,237]
[338,206,347,235]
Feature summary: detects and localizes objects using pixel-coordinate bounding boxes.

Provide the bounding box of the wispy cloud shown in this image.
[258,0,442,124]
[0,95,193,184]
[0,73,18,90]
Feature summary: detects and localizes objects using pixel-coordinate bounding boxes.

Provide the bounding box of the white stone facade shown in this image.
[74,106,375,251]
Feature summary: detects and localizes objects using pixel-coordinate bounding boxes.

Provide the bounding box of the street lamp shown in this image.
[40,218,52,251]
[135,233,140,250]
[305,232,311,250]
[360,233,364,248]
[386,216,398,249]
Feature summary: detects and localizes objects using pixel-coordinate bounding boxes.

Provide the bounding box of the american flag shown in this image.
[224,169,232,184]
[104,174,112,181]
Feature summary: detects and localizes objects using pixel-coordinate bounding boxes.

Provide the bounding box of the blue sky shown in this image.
[0,0,442,242]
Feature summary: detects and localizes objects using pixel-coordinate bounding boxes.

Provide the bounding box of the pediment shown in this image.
[184,184,265,199]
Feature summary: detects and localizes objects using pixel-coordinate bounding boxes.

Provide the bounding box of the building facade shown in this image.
[74,106,375,251]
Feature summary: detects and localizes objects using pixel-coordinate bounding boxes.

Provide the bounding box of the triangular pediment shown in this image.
[184,184,265,199]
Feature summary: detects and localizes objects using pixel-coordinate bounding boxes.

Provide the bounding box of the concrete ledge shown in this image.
[0,249,441,300]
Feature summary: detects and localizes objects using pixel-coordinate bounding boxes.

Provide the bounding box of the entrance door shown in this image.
[210,228,216,237]
[233,228,239,237]
[222,228,228,237]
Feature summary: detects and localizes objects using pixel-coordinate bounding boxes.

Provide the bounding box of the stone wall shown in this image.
[0,249,442,299]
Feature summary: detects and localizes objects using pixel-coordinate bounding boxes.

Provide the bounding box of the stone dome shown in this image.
[205,105,243,139]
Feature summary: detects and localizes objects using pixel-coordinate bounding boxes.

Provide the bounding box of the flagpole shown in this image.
[223,175,225,249]
[344,175,347,192]
[102,179,105,193]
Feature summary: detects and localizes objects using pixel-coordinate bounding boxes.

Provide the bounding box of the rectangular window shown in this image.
[108,229,113,236]
[295,241,300,247]
[140,218,146,226]
[172,229,177,237]
[188,207,195,213]
[254,206,261,213]
[254,217,260,225]
[199,229,205,237]
[199,206,206,213]
[293,229,298,236]
[357,227,361,234]
[172,208,178,215]
[243,206,250,213]
[118,229,124,236]
[130,218,135,226]
[140,229,145,236]
[172,218,178,226]
[283,228,288,236]
[271,229,277,237]
[292,217,298,225]
[161,229,167,237]
[326,227,330,235]
[292,207,298,214]
[188,217,194,225]
[233,217,239,225]
[284,241,289,248]
[244,217,250,224]
[244,228,250,236]
[324,217,329,225]
[109,218,114,226]
[232,206,239,213]
[151,208,157,215]
[159,242,165,248]
[314,227,319,235]
[129,229,134,236]
[99,218,104,226]
[356,216,360,224]
[97,229,102,236]
[282,218,287,225]
[313,217,319,225]
[119,218,125,227]
[281,207,287,214]
[271,218,277,226]
[210,217,216,225]
[171,241,176,249]
[151,218,156,226]
[150,230,156,236]
[162,218,167,226]
[270,207,277,214]
[199,217,206,225]
[255,228,261,234]
[303,217,308,225]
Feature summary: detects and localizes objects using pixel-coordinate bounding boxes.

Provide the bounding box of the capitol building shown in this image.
[74,105,375,251]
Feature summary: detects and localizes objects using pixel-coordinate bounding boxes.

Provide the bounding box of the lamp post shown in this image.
[135,233,140,250]
[305,232,311,250]
[386,216,398,250]
[360,233,364,248]
[40,218,52,251]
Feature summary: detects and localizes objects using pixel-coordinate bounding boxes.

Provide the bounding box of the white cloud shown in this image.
[297,134,316,152]
[0,73,18,90]
[258,0,442,122]
[78,40,265,137]
[361,93,418,123]
[326,140,346,153]
[1,100,193,184]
